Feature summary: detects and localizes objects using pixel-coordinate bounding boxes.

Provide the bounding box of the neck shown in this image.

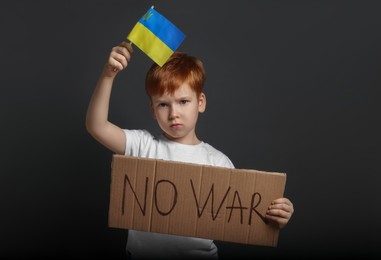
[163,133,201,145]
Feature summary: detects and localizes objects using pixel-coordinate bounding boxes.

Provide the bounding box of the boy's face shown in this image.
[150,83,206,145]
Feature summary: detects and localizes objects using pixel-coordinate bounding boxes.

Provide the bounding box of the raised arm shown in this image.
[85,41,133,155]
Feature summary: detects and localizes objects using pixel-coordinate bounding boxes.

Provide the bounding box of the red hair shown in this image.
[145,52,206,98]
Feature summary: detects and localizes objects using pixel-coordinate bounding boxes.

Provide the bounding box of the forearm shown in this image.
[85,72,115,137]
[85,41,133,154]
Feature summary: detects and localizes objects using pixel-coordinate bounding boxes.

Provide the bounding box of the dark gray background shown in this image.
[1,0,380,259]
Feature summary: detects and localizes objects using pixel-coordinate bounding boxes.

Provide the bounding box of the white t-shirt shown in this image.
[123,129,234,259]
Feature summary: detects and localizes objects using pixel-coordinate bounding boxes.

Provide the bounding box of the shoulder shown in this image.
[124,129,154,140]
[201,142,235,168]
[123,129,159,156]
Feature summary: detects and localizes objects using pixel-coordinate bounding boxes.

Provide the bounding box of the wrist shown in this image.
[101,66,118,79]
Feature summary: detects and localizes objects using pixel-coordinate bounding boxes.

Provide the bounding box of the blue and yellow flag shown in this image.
[127,6,186,67]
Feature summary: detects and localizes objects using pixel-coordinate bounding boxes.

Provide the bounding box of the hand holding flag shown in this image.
[110,41,134,73]
[127,6,186,67]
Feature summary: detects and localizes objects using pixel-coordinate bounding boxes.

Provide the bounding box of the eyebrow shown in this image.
[155,95,193,103]
[176,95,193,100]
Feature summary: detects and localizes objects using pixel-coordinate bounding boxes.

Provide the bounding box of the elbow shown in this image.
[85,118,107,146]
[85,116,91,134]
[85,117,97,138]
[85,121,103,144]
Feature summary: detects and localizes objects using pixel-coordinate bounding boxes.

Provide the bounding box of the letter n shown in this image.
[122,174,148,216]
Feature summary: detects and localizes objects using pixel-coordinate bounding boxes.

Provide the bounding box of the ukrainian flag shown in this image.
[127,6,186,67]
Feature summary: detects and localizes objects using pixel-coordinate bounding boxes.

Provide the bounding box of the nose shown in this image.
[169,105,179,119]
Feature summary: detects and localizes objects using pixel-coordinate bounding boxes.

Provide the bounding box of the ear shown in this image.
[198,92,206,113]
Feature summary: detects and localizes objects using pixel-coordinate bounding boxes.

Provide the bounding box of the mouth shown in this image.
[170,123,183,129]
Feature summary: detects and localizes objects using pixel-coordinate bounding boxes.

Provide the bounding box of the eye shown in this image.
[179,99,189,105]
[158,103,168,108]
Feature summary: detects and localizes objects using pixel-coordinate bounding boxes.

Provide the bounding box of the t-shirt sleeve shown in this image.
[123,129,155,157]
[216,153,235,169]
[202,142,235,169]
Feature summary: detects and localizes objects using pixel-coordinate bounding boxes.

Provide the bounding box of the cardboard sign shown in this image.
[108,155,286,246]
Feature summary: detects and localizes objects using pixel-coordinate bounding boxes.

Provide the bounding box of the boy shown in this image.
[86,41,294,259]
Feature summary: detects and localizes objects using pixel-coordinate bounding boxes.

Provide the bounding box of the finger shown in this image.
[265,214,289,229]
[113,52,128,67]
[266,207,292,219]
[269,202,291,212]
[271,199,294,213]
[126,42,134,54]
[265,207,292,227]
[265,213,290,222]
[117,41,134,58]
[108,57,123,72]
[120,41,134,54]
[113,46,132,62]
[110,52,128,70]
[272,198,292,206]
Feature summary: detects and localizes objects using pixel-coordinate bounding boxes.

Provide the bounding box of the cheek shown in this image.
[155,110,167,121]
[188,109,199,121]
